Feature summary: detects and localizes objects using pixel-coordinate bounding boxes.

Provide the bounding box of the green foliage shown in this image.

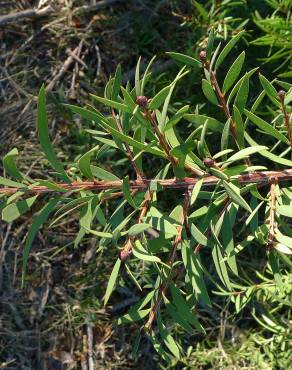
[1,25,292,366]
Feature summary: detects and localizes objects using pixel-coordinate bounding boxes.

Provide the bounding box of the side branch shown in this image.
[1,169,292,195]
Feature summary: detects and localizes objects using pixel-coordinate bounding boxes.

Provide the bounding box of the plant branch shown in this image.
[112,110,144,179]
[144,188,191,331]
[143,108,205,177]
[2,169,292,195]
[267,178,278,249]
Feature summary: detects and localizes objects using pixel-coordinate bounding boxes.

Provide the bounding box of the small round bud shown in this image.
[199,50,207,61]
[203,158,214,168]
[277,90,286,101]
[136,95,148,109]
[119,248,132,262]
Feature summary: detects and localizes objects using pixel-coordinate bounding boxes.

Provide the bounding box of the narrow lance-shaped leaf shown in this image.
[223,181,252,213]
[22,197,60,285]
[135,56,142,96]
[132,240,162,263]
[123,176,138,209]
[104,258,121,305]
[91,94,131,113]
[166,52,201,69]
[223,51,245,93]
[259,74,279,102]
[149,85,172,110]
[3,148,24,181]
[210,223,232,290]
[78,145,99,180]
[2,195,38,223]
[191,178,203,205]
[112,64,122,101]
[215,31,245,70]
[244,109,289,144]
[233,105,245,149]
[234,73,249,113]
[37,85,70,182]
[157,315,181,359]
[202,79,218,105]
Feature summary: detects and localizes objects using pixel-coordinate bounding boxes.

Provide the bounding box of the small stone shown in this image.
[136,95,149,109]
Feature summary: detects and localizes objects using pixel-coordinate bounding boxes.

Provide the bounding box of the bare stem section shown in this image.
[267,178,278,249]
[2,169,292,195]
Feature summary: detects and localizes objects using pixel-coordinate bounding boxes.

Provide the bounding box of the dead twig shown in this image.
[0,5,53,27]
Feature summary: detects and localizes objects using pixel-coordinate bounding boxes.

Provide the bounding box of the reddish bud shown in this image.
[203,158,215,168]
[136,95,149,109]
[278,90,285,101]
[199,50,207,62]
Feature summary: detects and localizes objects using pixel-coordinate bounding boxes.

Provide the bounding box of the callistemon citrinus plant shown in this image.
[1,29,291,362]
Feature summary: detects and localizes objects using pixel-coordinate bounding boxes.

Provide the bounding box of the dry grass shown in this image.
[0,1,184,368]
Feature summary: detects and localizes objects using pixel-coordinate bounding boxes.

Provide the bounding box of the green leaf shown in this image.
[117,308,150,324]
[221,118,231,155]
[233,105,245,149]
[112,64,122,101]
[206,28,215,60]
[192,0,208,20]
[101,120,165,158]
[2,195,38,223]
[223,51,245,93]
[90,166,120,181]
[259,74,278,101]
[163,105,189,132]
[3,148,23,181]
[135,56,142,96]
[104,258,121,305]
[185,114,223,132]
[190,223,207,245]
[166,52,201,69]
[66,104,105,123]
[37,85,70,182]
[215,31,245,70]
[22,197,59,285]
[191,178,203,205]
[91,94,131,113]
[234,73,249,113]
[0,176,23,188]
[145,215,178,238]
[245,133,292,167]
[221,210,238,275]
[83,227,112,239]
[149,85,171,110]
[244,109,289,144]
[129,223,151,236]
[157,315,181,359]
[78,145,99,180]
[210,228,232,290]
[202,79,218,105]
[223,146,267,166]
[277,205,292,217]
[223,181,252,213]
[170,284,204,332]
[181,241,211,306]
[123,176,138,209]
[275,231,292,249]
[141,55,156,95]
[132,240,162,263]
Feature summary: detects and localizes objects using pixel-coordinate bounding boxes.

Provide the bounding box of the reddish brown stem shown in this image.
[144,109,205,177]
[144,189,191,331]
[267,178,278,250]
[2,170,292,195]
